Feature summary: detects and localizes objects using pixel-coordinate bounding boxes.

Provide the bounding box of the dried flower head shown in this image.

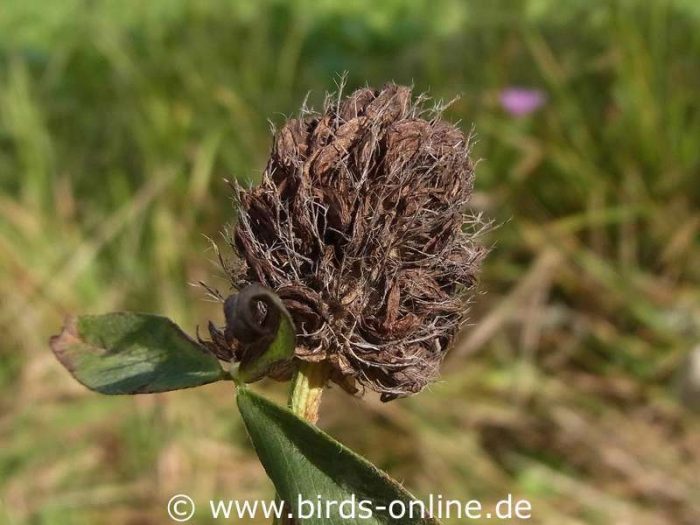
[218,83,485,401]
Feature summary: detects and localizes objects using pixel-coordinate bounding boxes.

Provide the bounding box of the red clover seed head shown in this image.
[223,83,485,401]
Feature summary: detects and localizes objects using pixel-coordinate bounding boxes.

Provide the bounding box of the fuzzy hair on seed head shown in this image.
[225,83,486,401]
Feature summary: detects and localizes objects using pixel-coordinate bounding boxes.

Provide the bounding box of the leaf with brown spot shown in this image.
[50,313,226,395]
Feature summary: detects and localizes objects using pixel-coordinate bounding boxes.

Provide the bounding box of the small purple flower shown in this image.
[500,87,546,117]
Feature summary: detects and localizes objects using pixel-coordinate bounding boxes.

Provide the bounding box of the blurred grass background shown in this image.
[1,0,699,523]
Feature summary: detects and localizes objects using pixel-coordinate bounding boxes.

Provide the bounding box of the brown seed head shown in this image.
[225,83,485,401]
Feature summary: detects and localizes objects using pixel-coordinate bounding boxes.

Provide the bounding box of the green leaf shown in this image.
[50,313,226,394]
[236,388,440,525]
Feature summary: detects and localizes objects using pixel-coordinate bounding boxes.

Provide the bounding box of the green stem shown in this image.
[273,362,329,524]
[288,361,329,424]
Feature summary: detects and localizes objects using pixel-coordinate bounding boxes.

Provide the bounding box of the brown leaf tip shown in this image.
[50,315,80,373]
[226,83,487,401]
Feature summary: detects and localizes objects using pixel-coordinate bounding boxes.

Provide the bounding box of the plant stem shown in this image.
[289,361,329,424]
[272,362,329,525]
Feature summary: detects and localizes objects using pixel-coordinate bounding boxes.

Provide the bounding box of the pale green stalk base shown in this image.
[273,362,329,524]
[288,361,329,424]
